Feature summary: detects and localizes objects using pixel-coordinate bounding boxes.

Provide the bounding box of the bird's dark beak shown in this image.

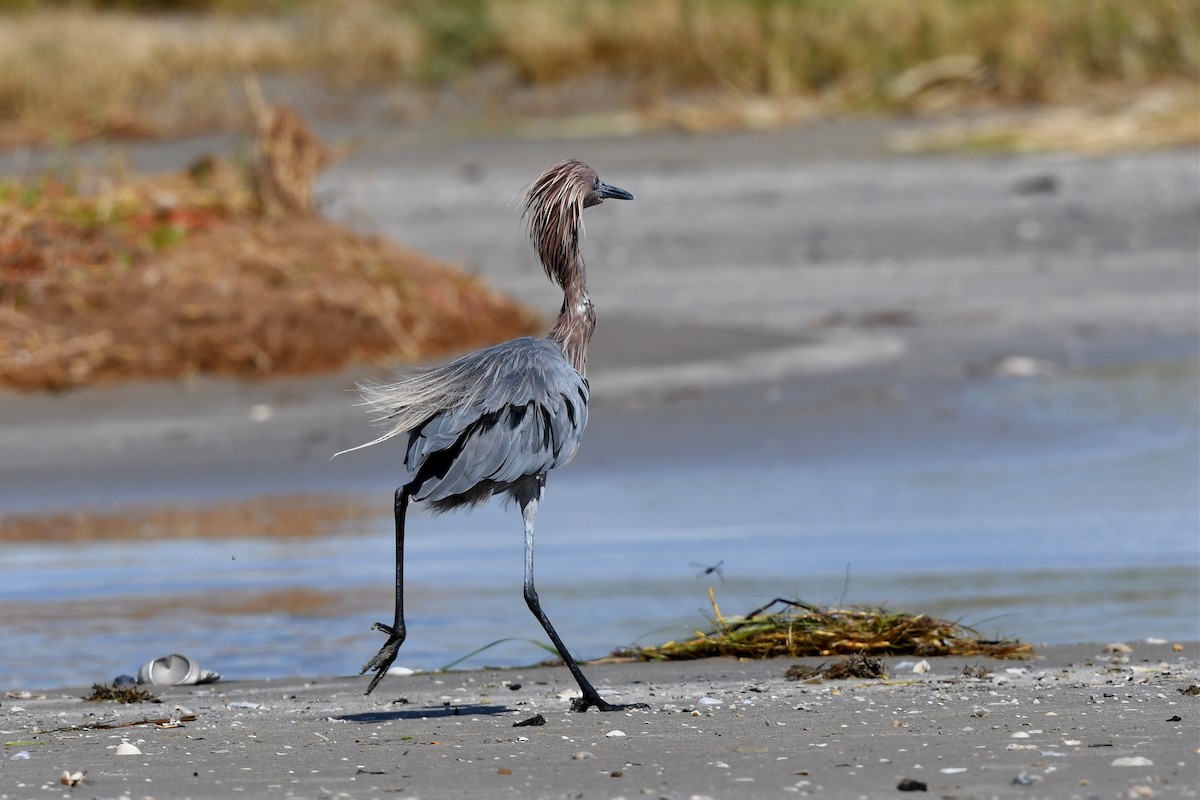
[596,181,634,201]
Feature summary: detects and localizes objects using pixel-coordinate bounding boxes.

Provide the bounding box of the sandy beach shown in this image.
[3,643,1198,800]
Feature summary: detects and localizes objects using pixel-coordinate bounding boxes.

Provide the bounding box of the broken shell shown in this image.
[59,771,84,787]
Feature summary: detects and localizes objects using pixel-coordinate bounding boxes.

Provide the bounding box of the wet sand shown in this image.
[4,643,1197,800]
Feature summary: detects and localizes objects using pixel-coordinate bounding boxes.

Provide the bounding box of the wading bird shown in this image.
[337,160,638,712]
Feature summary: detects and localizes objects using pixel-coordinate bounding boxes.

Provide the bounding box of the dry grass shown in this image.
[0,104,539,391]
[0,0,1195,146]
[0,5,429,145]
[0,178,538,390]
[489,0,1199,102]
[889,80,1199,153]
[615,591,1034,662]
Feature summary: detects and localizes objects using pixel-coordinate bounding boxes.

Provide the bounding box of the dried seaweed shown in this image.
[84,684,160,704]
[786,653,889,681]
[615,590,1034,662]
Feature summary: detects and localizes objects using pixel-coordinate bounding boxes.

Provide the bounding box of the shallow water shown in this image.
[1,359,1197,690]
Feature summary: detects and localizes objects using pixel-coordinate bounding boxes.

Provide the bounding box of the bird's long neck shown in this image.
[543,229,595,376]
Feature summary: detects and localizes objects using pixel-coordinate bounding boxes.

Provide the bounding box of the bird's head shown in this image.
[522,160,633,286]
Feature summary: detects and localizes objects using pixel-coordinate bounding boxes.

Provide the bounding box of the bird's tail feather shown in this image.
[330,355,502,459]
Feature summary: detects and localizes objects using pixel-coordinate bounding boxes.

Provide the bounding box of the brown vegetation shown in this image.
[0,0,1195,147]
[617,592,1034,662]
[0,105,539,391]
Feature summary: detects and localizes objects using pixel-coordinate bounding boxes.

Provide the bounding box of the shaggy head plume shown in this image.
[521,159,596,288]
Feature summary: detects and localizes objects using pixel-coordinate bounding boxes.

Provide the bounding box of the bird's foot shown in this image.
[570,693,649,713]
[360,621,406,696]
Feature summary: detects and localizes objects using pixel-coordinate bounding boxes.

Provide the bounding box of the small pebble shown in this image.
[911,660,931,674]
[897,778,927,791]
[605,730,626,738]
[1010,731,1030,739]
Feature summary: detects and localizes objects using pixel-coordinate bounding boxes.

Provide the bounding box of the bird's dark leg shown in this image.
[520,493,646,713]
[361,487,409,694]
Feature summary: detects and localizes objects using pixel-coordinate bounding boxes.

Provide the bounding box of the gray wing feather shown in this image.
[337,336,588,505]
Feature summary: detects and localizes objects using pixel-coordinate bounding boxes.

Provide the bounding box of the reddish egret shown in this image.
[338,160,637,712]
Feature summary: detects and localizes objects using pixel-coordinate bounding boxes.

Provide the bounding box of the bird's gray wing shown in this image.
[403,337,589,504]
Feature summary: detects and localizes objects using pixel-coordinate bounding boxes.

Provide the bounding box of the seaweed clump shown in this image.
[785,652,889,681]
[616,592,1034,662]
[84,684,160,704]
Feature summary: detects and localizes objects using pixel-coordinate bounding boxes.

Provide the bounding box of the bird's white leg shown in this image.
[520,488,645,713]
[362,487,409,694]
